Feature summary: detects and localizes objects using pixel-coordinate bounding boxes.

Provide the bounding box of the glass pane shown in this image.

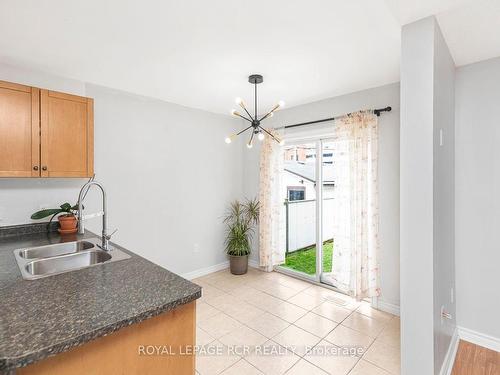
[280,143,317,275]
[321,141,335,284]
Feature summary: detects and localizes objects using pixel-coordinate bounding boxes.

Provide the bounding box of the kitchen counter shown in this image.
[0,226,202,372]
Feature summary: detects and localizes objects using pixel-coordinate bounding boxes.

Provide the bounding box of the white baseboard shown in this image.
[376,300,400,316]
[458,326,500,352]
[440,328,460,375]
[181,258,261,280]
[181,261,229,280]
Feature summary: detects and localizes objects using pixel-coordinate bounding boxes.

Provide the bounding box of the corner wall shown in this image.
[400,16,456,375]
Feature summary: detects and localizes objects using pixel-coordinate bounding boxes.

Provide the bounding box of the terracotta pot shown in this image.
[229,255,248,275]
[58,214,78,233]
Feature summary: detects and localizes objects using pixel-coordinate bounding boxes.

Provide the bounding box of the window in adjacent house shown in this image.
[288,186,305,201]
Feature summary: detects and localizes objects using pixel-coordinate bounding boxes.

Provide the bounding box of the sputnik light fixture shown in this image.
[225,74,285,148]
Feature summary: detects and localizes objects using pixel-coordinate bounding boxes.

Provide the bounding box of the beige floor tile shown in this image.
[302,285,346,301]
[312,301,352,323]
[377,320,400,348]
[304,340,359,375]
[356,302,395,323]
[273,325,322,356]
[349,359,392,375]
[228,285,261,300]
[246,341,300,375]
[197,301,220,323]
[263,283,299,301]
[276,276,312,292]
[342,312,386,337]
[246,312,291,338]
[197,326,216,346]
[324,325,375,355]
[288,292,324,310]
[198,312,243,339]
[203,293,241,311]
[196,341,240,375]
[363,339,401,375]
[285,359,328,374]
[248,278,280,291]
[221,359,263,374]
[219,325,268,349]
[266,301,308,323]
[222,301,266,323]
[245,290,284,311]
[294,312,338,338]
[200,285,227,303]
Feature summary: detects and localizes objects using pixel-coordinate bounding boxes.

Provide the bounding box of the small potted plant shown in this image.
[223,198,259,275]
[31,203,80,234]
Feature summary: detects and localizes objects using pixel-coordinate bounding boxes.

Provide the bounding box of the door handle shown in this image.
[33,166,39,171]
[42,166,47,171]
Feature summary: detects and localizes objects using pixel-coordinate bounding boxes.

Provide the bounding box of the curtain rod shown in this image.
[282,106,392,130]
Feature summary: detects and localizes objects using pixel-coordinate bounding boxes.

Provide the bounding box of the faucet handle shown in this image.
[105,228,118,240]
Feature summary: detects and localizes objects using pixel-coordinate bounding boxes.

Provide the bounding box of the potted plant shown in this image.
[223,198,259,275]
[31,203,80,234]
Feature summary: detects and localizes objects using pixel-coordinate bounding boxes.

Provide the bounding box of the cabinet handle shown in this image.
[42,166,47,171]
[33,166,39,171]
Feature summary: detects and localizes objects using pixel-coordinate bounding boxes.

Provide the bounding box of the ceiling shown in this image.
[0,0,498,115]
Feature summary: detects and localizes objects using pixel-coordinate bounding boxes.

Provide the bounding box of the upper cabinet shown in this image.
[0,81,40,177]
[0,80,93,178]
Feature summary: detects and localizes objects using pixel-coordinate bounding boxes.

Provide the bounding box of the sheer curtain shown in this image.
[259,129,285,272]
[330,111,380,299]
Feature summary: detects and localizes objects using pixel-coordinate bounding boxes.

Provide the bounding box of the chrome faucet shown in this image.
[77,181,115,251]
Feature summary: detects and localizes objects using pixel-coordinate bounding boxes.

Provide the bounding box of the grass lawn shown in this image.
[281,241,333,275]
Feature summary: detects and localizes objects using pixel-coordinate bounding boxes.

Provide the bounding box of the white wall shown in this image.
[400,18,436,375]
[400,16,456,375]
[455,56,500,342]
[432,20,456,375]
[242,83,401,308]
[0,63,243,276]
[84,84,243,275]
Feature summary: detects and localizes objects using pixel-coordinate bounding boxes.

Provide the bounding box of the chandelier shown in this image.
[225,74,285,148]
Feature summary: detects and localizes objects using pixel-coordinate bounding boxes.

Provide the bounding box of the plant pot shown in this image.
[58,214,78,234]
[229,255,248,275]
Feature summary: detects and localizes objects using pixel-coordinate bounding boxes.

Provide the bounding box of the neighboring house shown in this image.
[283,160,335,201]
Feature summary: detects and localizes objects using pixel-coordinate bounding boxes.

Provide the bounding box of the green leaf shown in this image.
[59,203,72,212]
[31,208,63,220]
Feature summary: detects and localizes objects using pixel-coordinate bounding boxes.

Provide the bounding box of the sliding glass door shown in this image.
[278,141,319,280]
[277,138,338,287]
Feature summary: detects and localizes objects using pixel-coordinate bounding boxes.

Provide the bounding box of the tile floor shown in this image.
[193,268,400,375]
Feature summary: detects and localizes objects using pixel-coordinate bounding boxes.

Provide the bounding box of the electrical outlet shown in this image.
[193,243,200,253]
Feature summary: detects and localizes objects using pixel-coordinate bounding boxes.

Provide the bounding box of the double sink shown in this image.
[13,238,130,280]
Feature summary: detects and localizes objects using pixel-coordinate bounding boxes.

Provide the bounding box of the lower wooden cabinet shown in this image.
[0,80,94,178]
[18,302,196,375]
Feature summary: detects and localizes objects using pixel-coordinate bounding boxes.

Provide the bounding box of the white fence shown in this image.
[285,198,334,252]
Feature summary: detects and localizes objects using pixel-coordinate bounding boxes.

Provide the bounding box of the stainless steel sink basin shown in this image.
[14,238,130,280]
[19,240,96,259]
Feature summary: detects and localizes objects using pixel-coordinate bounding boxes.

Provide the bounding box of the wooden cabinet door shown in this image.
[40,90,93,177]
[0,81,40,177]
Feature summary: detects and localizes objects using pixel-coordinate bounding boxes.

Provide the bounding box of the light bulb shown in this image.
[258,132,265,141]
[278,100,286,108]
[225,136,232,144]
[247,141,253,149]
[279,139,285,146]
[231,109,238,116]
[269,112,274,118]
[235,97,243,106]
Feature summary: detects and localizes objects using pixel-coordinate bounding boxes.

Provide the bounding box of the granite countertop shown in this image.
[0,227,202,372]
